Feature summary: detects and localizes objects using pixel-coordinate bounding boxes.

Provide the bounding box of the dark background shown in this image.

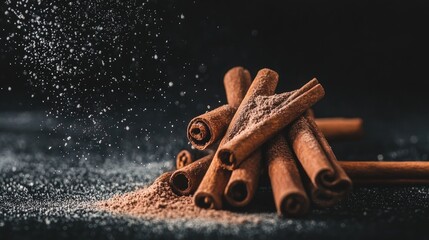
[1,1,429,240]
[1,0,429,114]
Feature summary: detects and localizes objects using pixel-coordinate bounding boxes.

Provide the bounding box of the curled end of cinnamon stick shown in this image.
[194,192,220,209]
[224,180,249,207]
[187,119,212,150]
[310,170,351,208]
[176,149,193,169]
[280,192,310,217]
[218,149,236,170]
[317,168,353,194]
[311,188,342,208]
[170,171,192,195]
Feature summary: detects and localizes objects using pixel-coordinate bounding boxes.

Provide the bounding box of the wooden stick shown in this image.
[266,135,309,217]
[288,113,352,208]
[218,77,325,170]
[187,67,251,150]
[224,150,262,207]
[194,68,279,210]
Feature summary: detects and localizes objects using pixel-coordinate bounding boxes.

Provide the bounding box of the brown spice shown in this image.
[194,68,279,210]
[96,172,262,223]
[265,135,309,217]
[224,150,262,207]
[224,66,252,108]
[187,67,252,150]
[339,161,429,185]
[176,149,193,169]
[287,113,352,207]
[187,105,235,150]
[170,153,214,195]
[176,148,211,170]
[219,78,325,170]
[315,118,363,140]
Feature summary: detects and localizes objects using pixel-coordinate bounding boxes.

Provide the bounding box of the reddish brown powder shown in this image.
[96,171,262,224]
[227,91,293,139]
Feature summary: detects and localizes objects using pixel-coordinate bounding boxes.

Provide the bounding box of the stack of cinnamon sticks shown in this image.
[169,67,429,217]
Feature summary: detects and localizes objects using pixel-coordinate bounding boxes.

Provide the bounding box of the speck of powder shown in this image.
[95,172,262,224]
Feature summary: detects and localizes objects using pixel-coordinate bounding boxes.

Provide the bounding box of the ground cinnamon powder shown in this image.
[96,172,262,223]
[227,91,293,139]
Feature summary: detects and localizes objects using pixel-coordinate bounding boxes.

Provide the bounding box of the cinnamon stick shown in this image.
[187,67,251,150]
[187,105,235,150]
[288,114,352,208]
[265,135,309,217]
[339,161,429,185]
[224,67,252,108]
[315,118,363,140]
[170,154,214,195]
[176,149,193,169]
[218,77,325,170]
[194,69,279,210]
[176,149,209,169]
[224,150,262,207]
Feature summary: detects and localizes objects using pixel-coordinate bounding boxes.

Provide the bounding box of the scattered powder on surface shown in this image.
[96,172,262,224]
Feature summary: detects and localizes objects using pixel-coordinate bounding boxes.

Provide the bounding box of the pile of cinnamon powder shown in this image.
[96,172,262,223]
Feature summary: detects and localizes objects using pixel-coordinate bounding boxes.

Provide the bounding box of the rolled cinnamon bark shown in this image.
[315,118,363,140]
[175,149,210,169]
[224,150,262,207]
[176,149,193,169]
[288,114,352,208]
[187,67,252,150]
[339,161,429,185]
[266,135,309,217]
[193,165,230,209]
[187,105,235,150]
[219,77,325,170]
[224,67,252,108]
[194,68,279,210]
[170,154,214,195]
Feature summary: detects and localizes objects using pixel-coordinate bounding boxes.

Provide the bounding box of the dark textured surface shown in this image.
[1,110,429,240]
[2,0,429,239]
